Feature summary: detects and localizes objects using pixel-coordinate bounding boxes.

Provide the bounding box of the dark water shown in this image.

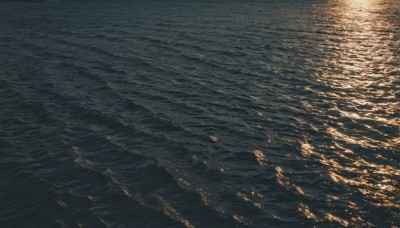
[0,0,399,227]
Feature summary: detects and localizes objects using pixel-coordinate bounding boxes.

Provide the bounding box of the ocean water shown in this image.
[0,0,399,227]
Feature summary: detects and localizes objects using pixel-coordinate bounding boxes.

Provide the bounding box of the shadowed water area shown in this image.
[0,0,399,227]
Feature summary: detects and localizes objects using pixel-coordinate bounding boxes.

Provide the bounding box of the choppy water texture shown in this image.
[0,0,399,227]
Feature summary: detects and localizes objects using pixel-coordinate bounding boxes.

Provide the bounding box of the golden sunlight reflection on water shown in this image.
[300,0,399,225]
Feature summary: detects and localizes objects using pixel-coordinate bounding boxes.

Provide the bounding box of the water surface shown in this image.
[0,0,399,227]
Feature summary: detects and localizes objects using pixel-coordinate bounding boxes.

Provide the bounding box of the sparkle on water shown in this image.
[300,0,400,224]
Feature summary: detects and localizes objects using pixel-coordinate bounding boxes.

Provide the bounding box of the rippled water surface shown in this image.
[0,0,399,227]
